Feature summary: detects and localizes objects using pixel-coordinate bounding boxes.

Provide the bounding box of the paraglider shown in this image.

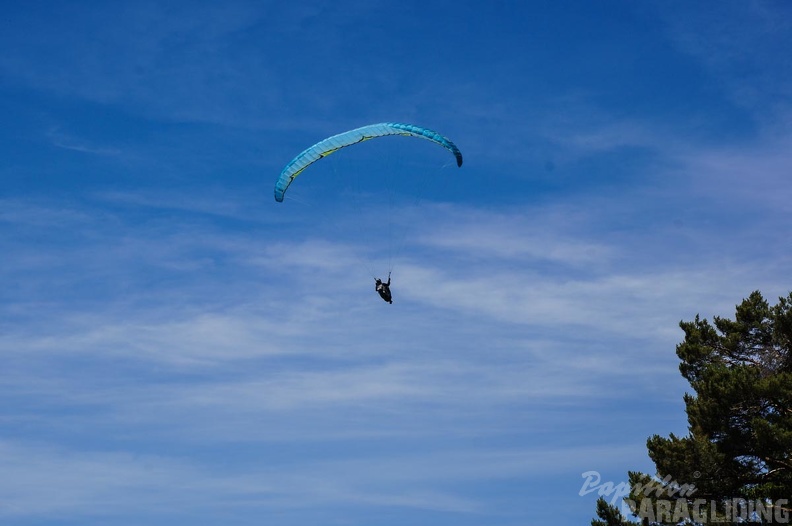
[274,122,463,304]
[375,273,393,304]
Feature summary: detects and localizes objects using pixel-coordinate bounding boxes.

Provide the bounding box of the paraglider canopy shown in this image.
[274,122,463,202]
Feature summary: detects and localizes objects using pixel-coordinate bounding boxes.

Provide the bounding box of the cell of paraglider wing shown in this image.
[274,122,463,202]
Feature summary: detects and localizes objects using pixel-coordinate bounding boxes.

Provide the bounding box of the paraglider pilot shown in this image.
[375,273,392,304]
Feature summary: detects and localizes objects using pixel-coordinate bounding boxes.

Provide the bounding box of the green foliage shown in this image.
[591,291,792,525]
[591,497,634,526]
[662,291,792,504]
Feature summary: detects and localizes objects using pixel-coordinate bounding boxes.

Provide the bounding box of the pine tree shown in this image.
[591,496,634,526]
[650,292,792,505]
[591,291,792,525]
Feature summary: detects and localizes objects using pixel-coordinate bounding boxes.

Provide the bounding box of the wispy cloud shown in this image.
[654,0,792,131]
[46,126,122,156]
[679,136,792,214]
[0,437,644,519]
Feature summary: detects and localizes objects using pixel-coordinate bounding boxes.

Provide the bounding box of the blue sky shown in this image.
[1,1,791,524]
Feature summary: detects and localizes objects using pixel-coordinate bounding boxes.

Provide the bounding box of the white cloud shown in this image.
[0,438,643,518]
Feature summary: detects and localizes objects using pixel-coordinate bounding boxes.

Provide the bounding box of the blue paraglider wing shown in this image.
[274,122,463,202]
